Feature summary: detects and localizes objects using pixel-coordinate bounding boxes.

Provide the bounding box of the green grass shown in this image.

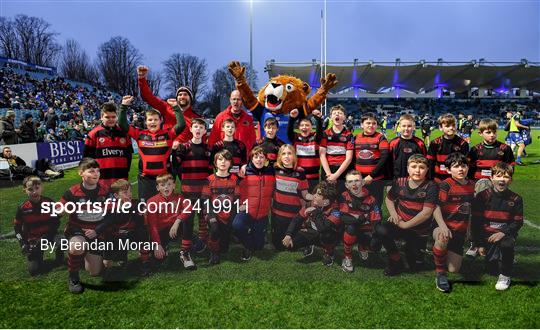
[0,129,539,328]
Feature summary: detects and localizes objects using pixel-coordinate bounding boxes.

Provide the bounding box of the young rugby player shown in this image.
[14,176,63,276]
[255,117,285,167]
[472,162,523,290]
[272,144,312,250]
[427,114,469,182]
[388,114,427,179]
[340,170,382,272]
[354,112,388,207]
[202,150,241,265]
[431,153,475,293]
[287,109,323,192]
[282,181,341,266]
[210,119,247,174]
[146,173,195,270]
[174,118,212,252]
[377,154,438,276]
[96,179,151,277]
[233,146,275,261]
[83,102,132,188]
[61,158,110,294]
[320,105,354,192]
[118,96,186,201]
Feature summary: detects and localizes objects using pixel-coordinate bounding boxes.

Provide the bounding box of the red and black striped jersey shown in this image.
[145,193,192,245]
[289,203,341,234]
[255,137,284,167]
[95,199,145,236]
[272,166,309,218]
[202,173,240,223]
[13,197,59,242]
[388,136,427,179]
[387,177,438,234]
[128,126,178,177]
[472,188,523,237]
[339,189,381,231]
[320,127,354,166]
[354,132,389,180]
[83,124,132,185]
[60,183,110,232]
[427,135,469,181]
[291,133,321,180]
[288,116,323,180]
[211,139,247,174]
[240,162,275,220]
[175,141,212,195]
[467,141,515,180]
[438,177,475,233]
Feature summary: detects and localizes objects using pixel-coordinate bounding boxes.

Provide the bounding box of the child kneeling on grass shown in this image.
[471,162,523,291]
[14,176,63,277]
[61,158,110,294]
[282,181,342,266]
[340,169,382,273]
[95,179,152,278]
[146,173,195,270]
[377,154,438,276]
[271,144,312,251]
[431,153,475,293]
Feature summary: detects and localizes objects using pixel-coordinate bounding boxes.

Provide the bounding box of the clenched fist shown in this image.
[122,95,134,106]
[137,65,149,78]
[167,98,178,107]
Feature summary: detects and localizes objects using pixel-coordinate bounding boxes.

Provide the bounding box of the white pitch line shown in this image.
[524,220,540,230]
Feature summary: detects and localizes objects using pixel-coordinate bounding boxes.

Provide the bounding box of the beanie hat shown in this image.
[6,110,15,118]
[176,86,194,104]
[24,113,33,120]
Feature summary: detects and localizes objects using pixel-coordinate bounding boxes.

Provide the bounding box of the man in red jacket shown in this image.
[137,65,201,145]
[208,90,256,152]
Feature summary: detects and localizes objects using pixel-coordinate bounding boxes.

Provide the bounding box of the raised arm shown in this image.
[166,100,186,136]
[118,95,135,132]
[305,73,338,113]
[137,65,169,113]
[228,61,259,111]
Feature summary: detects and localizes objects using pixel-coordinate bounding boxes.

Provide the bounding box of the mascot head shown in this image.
[257,75,311,115]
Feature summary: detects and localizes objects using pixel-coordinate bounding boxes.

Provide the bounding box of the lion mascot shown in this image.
[228,61,337,143]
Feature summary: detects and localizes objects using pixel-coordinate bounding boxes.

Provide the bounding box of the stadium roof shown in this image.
[265,60,540,94]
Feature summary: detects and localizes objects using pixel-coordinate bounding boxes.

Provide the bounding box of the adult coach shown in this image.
[137,65,201,145]
[207,90,256,151]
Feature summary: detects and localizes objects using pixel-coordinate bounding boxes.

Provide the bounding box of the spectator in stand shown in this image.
[70,124,85,141]
[57,126,68,141]
[19,114,37,143]
[44,108,59,132]
[35,123,46,142]
[0,146,59,180]
[0,110,19,145]
[45,129,58,143]
[132,113,145,129]
[208,90,256,151]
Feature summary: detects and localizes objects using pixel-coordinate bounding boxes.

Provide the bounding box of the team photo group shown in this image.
[14,61,526,296]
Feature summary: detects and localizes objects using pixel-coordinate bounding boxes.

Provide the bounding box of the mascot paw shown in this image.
[228,61,246,80]
[320,73,338,91]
